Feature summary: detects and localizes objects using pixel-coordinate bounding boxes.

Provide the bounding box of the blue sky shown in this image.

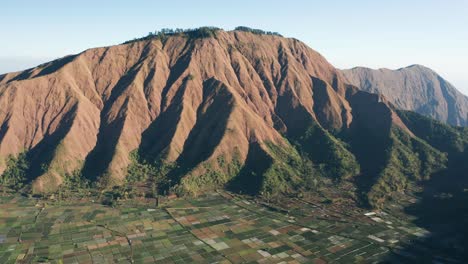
[1,0,467,95]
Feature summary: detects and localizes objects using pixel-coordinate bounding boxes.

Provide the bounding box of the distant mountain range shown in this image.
[341,65,468,127]
[0,27,466,210]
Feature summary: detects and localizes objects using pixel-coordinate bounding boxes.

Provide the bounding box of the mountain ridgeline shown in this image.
[341,65,468,127]
[0,27,466,208]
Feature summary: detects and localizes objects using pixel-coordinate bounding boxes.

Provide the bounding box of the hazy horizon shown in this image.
[1,0,467,95]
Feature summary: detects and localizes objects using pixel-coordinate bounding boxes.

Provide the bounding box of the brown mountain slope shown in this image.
[341,65,468,126]
[0,29,440,206]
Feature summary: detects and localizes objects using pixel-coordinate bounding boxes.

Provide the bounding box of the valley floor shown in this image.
[0,191,461,263]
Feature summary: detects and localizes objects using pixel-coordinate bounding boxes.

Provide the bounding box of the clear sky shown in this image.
[1,0,467,95]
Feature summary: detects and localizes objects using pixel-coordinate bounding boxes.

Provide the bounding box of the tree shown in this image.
[0,152,29,190]
[234,26,282,37]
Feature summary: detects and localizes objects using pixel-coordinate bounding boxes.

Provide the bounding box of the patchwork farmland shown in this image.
[0,192,448,263]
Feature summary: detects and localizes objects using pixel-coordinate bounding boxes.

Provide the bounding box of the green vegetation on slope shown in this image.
[126,122,357,201]
[0,151,29,190]
[397,110,468,154]
[293,122,360,180]
[179,151,243,196]
[1,111,457,211]
[368,127,447,208]
[56,169,91,199]
[175,139,324,199]
[125,150,177,192]
[227,141,331,198]
[261,142,307,196]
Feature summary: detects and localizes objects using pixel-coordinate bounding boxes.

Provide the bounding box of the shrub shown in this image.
[186,27,221,38]
[294,122,360,180]
[125,150,177,194]
[179,152,243,196]
[367,127,447,208]
[262,142,309,196]
[0,151,29,190]
[234,26,283,37]
[56,169,91,199]
[397,110,468,153]
[122,26,283,45]
[126,151,158,183]
[123,27,222,44]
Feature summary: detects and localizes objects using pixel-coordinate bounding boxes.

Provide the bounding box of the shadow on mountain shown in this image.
[138,43,193,161]
[35,55,77,78]
[8,69,35,83]
[345,91,393,206]
[0,73,7,83]
[386,150,468,262]
[227,142,273,195]
[274,89,314,139]
[81,67,143,181]
[26,103,78,181]
[81,107,127,182]
[0,116,11,145]
[159,41,193,110]
[311,76,344,131]
[175,78,233,168]
[162,78,234,188]
[384,111,468,262]
[9,55,78,83]
[138,79,188,162]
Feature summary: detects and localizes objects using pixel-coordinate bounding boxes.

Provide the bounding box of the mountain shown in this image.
[341,65,468,126]
[0,28,466,209]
